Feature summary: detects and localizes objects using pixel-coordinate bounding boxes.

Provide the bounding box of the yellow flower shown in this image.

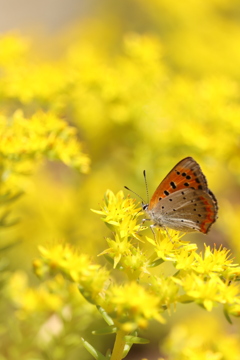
[34,243,110,304]
[179,273,240,311]
[193,245,235,274]
[92,190,143,239]
[146,229,197,262]
[104,282,165,332]
[174,245,236,275]
[0,110,90,184]
[150,275,179,309]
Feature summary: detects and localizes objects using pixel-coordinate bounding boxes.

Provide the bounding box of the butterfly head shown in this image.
[142,203,149,211]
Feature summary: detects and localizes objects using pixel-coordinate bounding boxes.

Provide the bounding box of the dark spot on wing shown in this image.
[170,181,177,189]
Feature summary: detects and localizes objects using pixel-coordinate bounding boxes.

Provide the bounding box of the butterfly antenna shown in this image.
[124,186,145,204]
[143,170,149,204]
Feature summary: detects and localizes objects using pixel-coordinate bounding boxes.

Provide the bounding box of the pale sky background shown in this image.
[0,0,95,32]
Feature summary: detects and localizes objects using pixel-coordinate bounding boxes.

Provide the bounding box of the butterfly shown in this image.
[126,157,218,234]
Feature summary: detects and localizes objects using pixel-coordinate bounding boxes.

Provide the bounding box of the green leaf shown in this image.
[103,254,114,265]
[147,258,164,268]
[124,335,150,344]
[78,285,96,305]
[104,222,118,232]
[92,325,117,335]
[104,255,124,270]
[177,294,194,303]
[122,332,149,358]
[0,210,20,227]
[0,258,8,272]
[105,349,112,360]
[81,337,106,360]
[122,342,132,359]
[97,306,114,326]
[224,308,233,324]
[0,190,24,205]
[0,239,22,252]
[172,270,181,277]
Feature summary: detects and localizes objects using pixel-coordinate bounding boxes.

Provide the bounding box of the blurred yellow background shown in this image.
[1,1,240,359]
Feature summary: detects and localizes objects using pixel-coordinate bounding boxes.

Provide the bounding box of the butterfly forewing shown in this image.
[148,157,209,210]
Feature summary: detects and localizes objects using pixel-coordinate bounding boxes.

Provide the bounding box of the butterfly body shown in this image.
[142,157,218,234]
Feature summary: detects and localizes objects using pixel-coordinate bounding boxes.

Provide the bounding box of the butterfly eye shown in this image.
[142,204,148,211]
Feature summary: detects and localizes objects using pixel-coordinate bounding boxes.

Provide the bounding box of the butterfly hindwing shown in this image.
[148,188,217,233]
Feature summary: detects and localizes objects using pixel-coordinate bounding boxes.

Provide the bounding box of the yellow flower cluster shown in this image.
[105,282,165,332]
[92,189,143,238]
[4,271,96,358]
[35,190,240,340]
[0,109,90,229]
[2,2,240,356]
[94,191,240,323]
[0,110,90,178]
[163,314,240,360]
[34,243,110,304]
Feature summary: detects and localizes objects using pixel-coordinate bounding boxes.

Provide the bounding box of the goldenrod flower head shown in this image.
[124,33,162,63]
[0,110,90,180]
[193,245,235,274]
[99,234,148,279]
[146,229,197,262]
[150,275,179,309]
[121,246,149,277]
[104,282,165,332]
[226,304,240,317]
[92,190,143,239]
[163,313,240,360]
[180,273,240,311]
[6,271,63,317]
[34,243,110,304]
[174,244,236,276]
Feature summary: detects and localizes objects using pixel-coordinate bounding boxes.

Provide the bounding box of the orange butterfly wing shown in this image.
[148,157,214,210]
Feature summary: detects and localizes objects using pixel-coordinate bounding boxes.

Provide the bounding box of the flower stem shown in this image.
[110,329,127,360]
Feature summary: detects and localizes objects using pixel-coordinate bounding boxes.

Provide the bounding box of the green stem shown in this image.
[110,329,127,360]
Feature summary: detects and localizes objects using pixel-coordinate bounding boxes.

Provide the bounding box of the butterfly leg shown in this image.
[135,218,151,234]
[149,224,156,240]
[163,226,173,242]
